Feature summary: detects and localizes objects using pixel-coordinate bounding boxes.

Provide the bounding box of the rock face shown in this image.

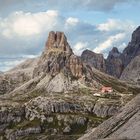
[81,47,124,78]
[120,55,140,84]
[0,58,39,95]
[25,96,121,120]
[105,27,140,80]
[32,31,99,92]
[106,47,124,78]
[33,31,83,79]
[78,94,140,140]
[122,26,140,67]
[45,31,73,54]
[118,26,140,83]
[81,49,106,72]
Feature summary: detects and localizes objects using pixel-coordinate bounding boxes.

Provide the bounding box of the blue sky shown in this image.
[0,0,140,71]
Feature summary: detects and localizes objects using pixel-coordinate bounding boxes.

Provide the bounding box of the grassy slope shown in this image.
[92,68,140,94]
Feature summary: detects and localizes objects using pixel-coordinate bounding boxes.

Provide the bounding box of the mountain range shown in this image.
[0,26,140,140]
[82,26,140,84]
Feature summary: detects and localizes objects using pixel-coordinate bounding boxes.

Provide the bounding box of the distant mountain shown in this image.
[106,47,123,78]
[81,49,106,72]
[81,26,140,84]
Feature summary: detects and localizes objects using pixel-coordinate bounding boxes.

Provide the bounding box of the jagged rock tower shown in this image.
[32,31,97,92]
[33,31,84,78]
[45,31,73,54]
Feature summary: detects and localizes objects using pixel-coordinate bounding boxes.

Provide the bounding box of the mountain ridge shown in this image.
[81,26,140,84]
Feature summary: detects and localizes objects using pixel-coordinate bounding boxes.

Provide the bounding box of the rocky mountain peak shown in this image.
[122,26,140,67]
[131,26,140,44]
[33,31,86,82]
[108,47,121,58]
[111,47,119,53]
[45,31,73,55]
[106,47,123,78]
[81,49,106,72]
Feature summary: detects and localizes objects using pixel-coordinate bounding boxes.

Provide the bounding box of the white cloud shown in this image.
[38,0,132,11]
[73,42,88,55]
[118,42,127,50]
[94,33,126,53]
[0,10,60,37]
[0,0,138,13]
[65,17,79,26]
[97,19,135,32]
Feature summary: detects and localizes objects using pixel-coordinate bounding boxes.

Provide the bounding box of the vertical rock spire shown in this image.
[45,31,73,54]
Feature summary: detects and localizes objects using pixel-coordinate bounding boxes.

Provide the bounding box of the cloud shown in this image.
[0,0,138,14]
[93,33,126,53]
[97,19,135,32]
[0,10,60,37]
[73,42,88,55]
[33,0,137,11]
[65,17,79,26]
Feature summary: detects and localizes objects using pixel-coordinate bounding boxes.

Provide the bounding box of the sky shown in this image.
[0,0,140,71]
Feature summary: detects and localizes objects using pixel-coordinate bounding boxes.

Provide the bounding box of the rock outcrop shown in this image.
[105,27,140,79]
[120,55,140,85]
[81,49,106,72]
[0,58,39,95]
[122,26,140,67]
[32,31,100,92]
[78,93,140,140]
[106,47,123,78]
[33,31,83,79]
[45,31,73,54]
[25,96,121,120]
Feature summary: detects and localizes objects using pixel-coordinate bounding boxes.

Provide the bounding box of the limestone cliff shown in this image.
[81,49,106,72]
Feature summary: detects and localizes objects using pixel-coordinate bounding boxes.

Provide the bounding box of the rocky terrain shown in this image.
[78,93,140,140]
[0,58,39,95]
[0,29,140,140]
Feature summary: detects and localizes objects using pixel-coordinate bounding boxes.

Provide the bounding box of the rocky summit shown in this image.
[81,49,106,72]
[122,26,140,67]
[106,47,123,78]
[34,31,84,80]
[0,30,140,140]
[32,31,98,93]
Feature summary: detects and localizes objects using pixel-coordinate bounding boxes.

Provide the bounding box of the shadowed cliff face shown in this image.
[119,26,140,83]
[81,49,106,72]
[120,55,140,84]
[122,26,140,67]
[106,47,124,78]
[81,47,124,78]
[105,27,140,80]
